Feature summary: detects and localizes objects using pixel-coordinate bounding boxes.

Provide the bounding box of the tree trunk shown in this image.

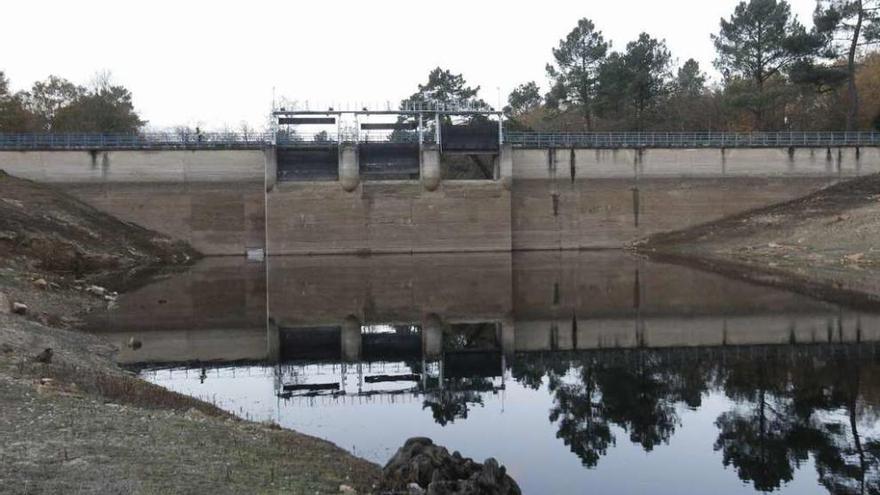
[584,108,593,132]
[755,77,766,131]
[846,3,864,131]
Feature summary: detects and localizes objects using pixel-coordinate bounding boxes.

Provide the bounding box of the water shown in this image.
[87,252,880,494]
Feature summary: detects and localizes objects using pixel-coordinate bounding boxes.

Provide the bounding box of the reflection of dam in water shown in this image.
[95,252,880,494]
[89,251,880,368]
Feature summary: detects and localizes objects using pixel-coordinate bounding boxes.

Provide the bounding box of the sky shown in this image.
[1,0,820,130]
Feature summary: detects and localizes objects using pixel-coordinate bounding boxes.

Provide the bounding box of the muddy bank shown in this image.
[0,172,381,494]
[637,173,880,309]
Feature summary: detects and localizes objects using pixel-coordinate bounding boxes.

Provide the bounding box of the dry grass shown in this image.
[25,361,232,418]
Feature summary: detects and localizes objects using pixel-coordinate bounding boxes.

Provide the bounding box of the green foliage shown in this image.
[504,81,542,118]
[664,60,720,131]
[712,0,822,127]
[399,67,488,128]
[409,67,479,104]
[0,72,36,132]
[622,33,673,129]
[594,53,629,121]
[591,34,672,129]
[0,71,144,133]
[712,0,806,83]
[504,81,543,130]
[51,77,144,133]
[814,0,880,128]
[675,59,707,97]
[814,0,880,46]
[402,67,483,112]
[26,76,84,131]
[545,18,609,130]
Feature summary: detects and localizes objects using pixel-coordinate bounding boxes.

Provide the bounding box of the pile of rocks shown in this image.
[378,437,521,495]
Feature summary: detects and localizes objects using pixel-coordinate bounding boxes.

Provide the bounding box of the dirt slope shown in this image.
[0,170,197,277]
[638,173,880,308]
[0,171,381,494]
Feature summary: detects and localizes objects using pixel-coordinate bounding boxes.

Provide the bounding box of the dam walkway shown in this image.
[2,130,879,150]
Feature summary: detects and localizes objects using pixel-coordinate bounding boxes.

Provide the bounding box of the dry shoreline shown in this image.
[636,173,880,309]
[0,172,381,494]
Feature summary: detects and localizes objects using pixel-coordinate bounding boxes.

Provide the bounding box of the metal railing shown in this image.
[504,131,880,148]
[276,131,435,147]
[0,132,274,150]
[4,131,879,150]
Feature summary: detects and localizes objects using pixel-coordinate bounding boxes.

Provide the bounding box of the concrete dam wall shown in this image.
[0,150,266,255]
[511,147,879,250]
[2,146,878,254]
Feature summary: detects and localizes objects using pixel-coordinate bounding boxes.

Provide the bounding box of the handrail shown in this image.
[2,131,878,150]
[0,132,274,150]
[276,131,435,146]
[503,131,880,148]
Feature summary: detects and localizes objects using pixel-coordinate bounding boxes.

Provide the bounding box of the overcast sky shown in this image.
[1,0,819,130]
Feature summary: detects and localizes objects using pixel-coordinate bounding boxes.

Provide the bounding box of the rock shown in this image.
[12,302,27,315]
[33,348,52,364]
[1,343,13,354]
[379,437,520,495]
[338,484,357,494]
[33,278,48,290]
[127,337,142,350]
[845,252,865,263]
[184,408,207,421]
[408,482,427,494]
[0,292,9,314]
[85,285,106,297]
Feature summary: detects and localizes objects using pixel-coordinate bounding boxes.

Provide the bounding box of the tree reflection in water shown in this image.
[507,348,880,493]
[422,379,491,426]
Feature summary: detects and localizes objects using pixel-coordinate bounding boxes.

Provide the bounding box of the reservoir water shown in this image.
[87,252,880,494]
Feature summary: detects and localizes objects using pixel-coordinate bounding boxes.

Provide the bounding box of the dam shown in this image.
[1,117,879,255]
[33,113,877,493]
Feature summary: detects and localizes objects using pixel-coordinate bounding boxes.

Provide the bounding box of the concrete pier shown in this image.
[339,144,359,192]
[421,145,441,191]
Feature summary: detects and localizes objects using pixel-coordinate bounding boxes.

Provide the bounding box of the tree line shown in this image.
[3,0,878,134]
[0,71,143,133]
[504,0,880,132]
